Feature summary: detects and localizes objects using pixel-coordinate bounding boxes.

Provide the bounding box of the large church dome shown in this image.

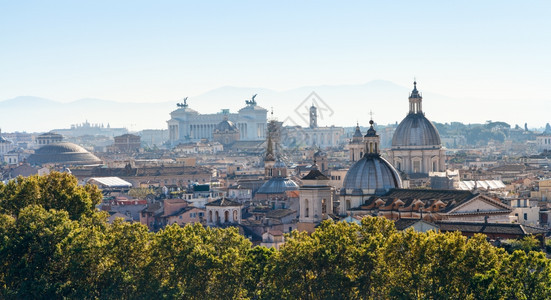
[392,113,441,147]
[341,155,402,196]
[28,142,102,165]
[341,120,402,196]
[391,81,442,148]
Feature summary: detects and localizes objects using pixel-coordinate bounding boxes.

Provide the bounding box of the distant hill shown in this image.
[1,80,546,132]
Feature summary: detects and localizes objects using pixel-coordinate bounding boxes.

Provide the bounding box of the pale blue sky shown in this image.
[1,1,550,126]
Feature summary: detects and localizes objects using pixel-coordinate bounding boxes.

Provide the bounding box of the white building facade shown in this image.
[167,97,268,145]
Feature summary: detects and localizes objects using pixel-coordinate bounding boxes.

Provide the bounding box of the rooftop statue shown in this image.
[245,94,257,106]
[177,97,189,108]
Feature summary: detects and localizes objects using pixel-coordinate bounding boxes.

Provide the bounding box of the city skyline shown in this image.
[1,79,549,133]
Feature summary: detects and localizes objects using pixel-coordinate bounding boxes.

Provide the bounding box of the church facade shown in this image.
[167,96,268,145]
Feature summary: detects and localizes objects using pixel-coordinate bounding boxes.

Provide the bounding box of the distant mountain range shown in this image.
[1,80,546,133]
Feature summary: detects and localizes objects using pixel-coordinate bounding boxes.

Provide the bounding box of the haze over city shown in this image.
[1,1,550,131]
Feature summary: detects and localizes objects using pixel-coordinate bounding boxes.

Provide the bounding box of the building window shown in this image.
[413,160,421,173]
[524,213,528,221]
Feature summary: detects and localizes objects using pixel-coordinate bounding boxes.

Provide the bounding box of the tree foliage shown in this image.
[0,172,551,299]
[0,172,102,220]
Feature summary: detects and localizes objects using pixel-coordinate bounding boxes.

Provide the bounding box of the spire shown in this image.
[312,157,319,170]
[408,81,423,114]
[265,134,275,162]
[267,135,273,156]
[353,122,363,138]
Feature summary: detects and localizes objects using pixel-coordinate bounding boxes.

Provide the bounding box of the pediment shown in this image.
[447,195,511,215]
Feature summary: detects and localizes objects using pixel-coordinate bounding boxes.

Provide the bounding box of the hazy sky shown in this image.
[1,1,550,123]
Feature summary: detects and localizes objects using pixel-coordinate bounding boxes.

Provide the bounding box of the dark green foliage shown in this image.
[0,172,102,220]
[0,172,550,299]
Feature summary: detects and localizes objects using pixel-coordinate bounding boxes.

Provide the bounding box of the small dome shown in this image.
[391,113,441,147]
[215,119,238,132]
[341,155,402,196]
[28,142,102,165]
[257,177,299,194]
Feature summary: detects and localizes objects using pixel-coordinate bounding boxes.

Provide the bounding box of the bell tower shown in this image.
[348,123,364,162]
[309,104,318,128]
[298,159,333,233]
[264,135,276,178]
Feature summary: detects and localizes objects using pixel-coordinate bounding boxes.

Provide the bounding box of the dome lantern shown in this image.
[364,119,379,156]
[409,81,423,114]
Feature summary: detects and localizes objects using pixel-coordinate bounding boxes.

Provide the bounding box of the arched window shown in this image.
[215,211,219,224]
[233,210,238,222]
[432,161,437,172]
[224,211,229,223]
[322,198,327,214]
[209,211,213,222]
[346,199,351,210]
[304,199,309,217]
